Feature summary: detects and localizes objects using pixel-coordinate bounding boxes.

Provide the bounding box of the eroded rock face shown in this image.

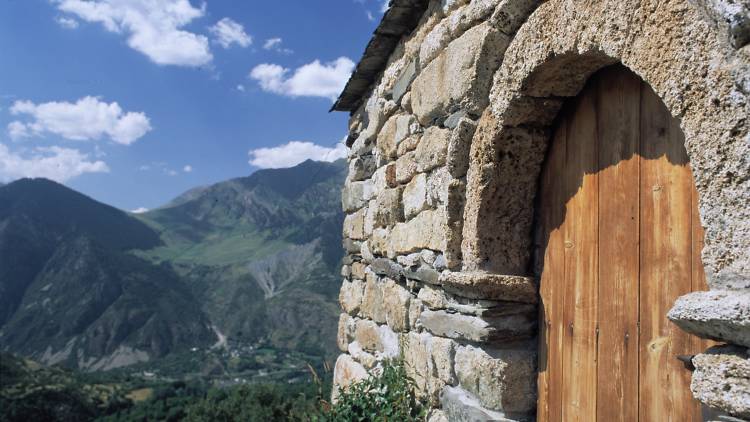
[691,345,750,419]
[332,353,368,402]
[668,290,750,348]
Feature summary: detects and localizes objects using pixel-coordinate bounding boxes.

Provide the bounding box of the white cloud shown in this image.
[54,0,212,67]
[183,164,193,172]
[56,16,79,29]
[249,57,354,100]
[131,207,149,213]
[236,84,246,92]
[8,96,151,145]
[366,10,375,21]
[248,141,347,169]
[167,169,178,176]
[209,17,251,49]
[262,37,292,54]
[0,143,109,183]
[381,0,390,12]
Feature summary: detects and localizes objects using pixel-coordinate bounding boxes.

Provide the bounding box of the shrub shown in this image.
[321,359,425,422]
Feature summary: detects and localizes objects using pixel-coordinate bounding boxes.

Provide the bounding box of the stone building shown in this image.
[332,0,750,420]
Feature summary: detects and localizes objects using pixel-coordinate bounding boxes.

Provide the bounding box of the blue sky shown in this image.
[0,0,387,211]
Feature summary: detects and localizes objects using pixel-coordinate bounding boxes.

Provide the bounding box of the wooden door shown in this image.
[535,65,711,422]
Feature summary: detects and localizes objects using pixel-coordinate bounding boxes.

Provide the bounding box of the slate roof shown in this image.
[331,0,429,113]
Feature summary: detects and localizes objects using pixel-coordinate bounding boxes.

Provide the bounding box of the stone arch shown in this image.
[461,0,750,289]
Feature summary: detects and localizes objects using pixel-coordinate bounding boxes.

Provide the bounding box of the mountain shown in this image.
[0,179,216,371]
[0,160,347,375]
[137,159,347,360]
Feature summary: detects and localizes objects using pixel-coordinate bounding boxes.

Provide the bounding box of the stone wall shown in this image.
[334,0,750,420]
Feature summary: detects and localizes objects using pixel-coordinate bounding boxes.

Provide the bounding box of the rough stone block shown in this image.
[370,258,403,280]
[441,386,516,421]
[347,341,377,368]
[403,173,430,219]
[361,275,386,323]
[395,151,419,184]
[412,22,509,125]
[439,271,538,303]
[348,155,377,181]
[355,319,383,352]
[383,278,412,331]
[351,262,367,280]
[668,290,750,348]
[397,134,421,156]
[332,354,368,403]
[447,117,477,178]
[339,279,364,315]
[343,208,367,240]
[415,127,450,173]
[404,264,441,284]
[389,208,447,255]
[420,19,451,67]
[337,313,356,352]
[454,345,536,413]
[419,309,535,343]
[691,345,750,419]
[392,59,417,104]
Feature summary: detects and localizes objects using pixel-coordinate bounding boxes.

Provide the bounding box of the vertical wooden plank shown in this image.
[595,67,641,422]
[663,114,697,422]
[560,82,599,422]
[537,117,569,422]
[639,82,693,421]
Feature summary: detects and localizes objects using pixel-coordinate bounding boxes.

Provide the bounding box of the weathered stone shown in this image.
[332,354,368,403]
[342,180,375,213]
[383,278,412,331]
[355,319,383,352]
[392,59,417,103]
[409,298,424,330]
[403,173,430,219]
[430,336,456,384]
[427,166,452,205]
[367,188,403,232]
[397,134,421,156]
[441,386,515,422]
[341,264,351,278]
[412,23,509,125]
[351,262,367,280]
[360,275,386,323]
[420,19,451,67]
[700,0,750,48]
[348,155,377,181]
[433,254,448,271]
[439,271,538,303]
[426,409,449,422]
[377,114,402,161]
[489,0,542,35]
[343,208,366,240]
[337,313,356,352]
[401,91,413,114]
[668,290,750,347]
[360,240,375,263]
[447,117,477,178]
[342,238,361,254]
[339,279,364,315]
[415,127,450,173]
[454,345,536,413]
[691,345,750,419]
[347,341,377,368]
[369,228,390,257]
[403,332,433,402]
[419,309,535,343]
[370,258,403,280]
[389,208,447,255]
[397,252,423,268]
[395,151,419,184]
[418,284,449,309]
[404,264,441,284]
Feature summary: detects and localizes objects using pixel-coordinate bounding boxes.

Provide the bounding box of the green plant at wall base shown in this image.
[320,359,426,422]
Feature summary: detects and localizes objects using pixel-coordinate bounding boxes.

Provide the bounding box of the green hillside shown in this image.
[0,179,216,371]
[0,160,346,379]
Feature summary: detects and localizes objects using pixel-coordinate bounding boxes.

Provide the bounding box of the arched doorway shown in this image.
[535,65,712,421]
